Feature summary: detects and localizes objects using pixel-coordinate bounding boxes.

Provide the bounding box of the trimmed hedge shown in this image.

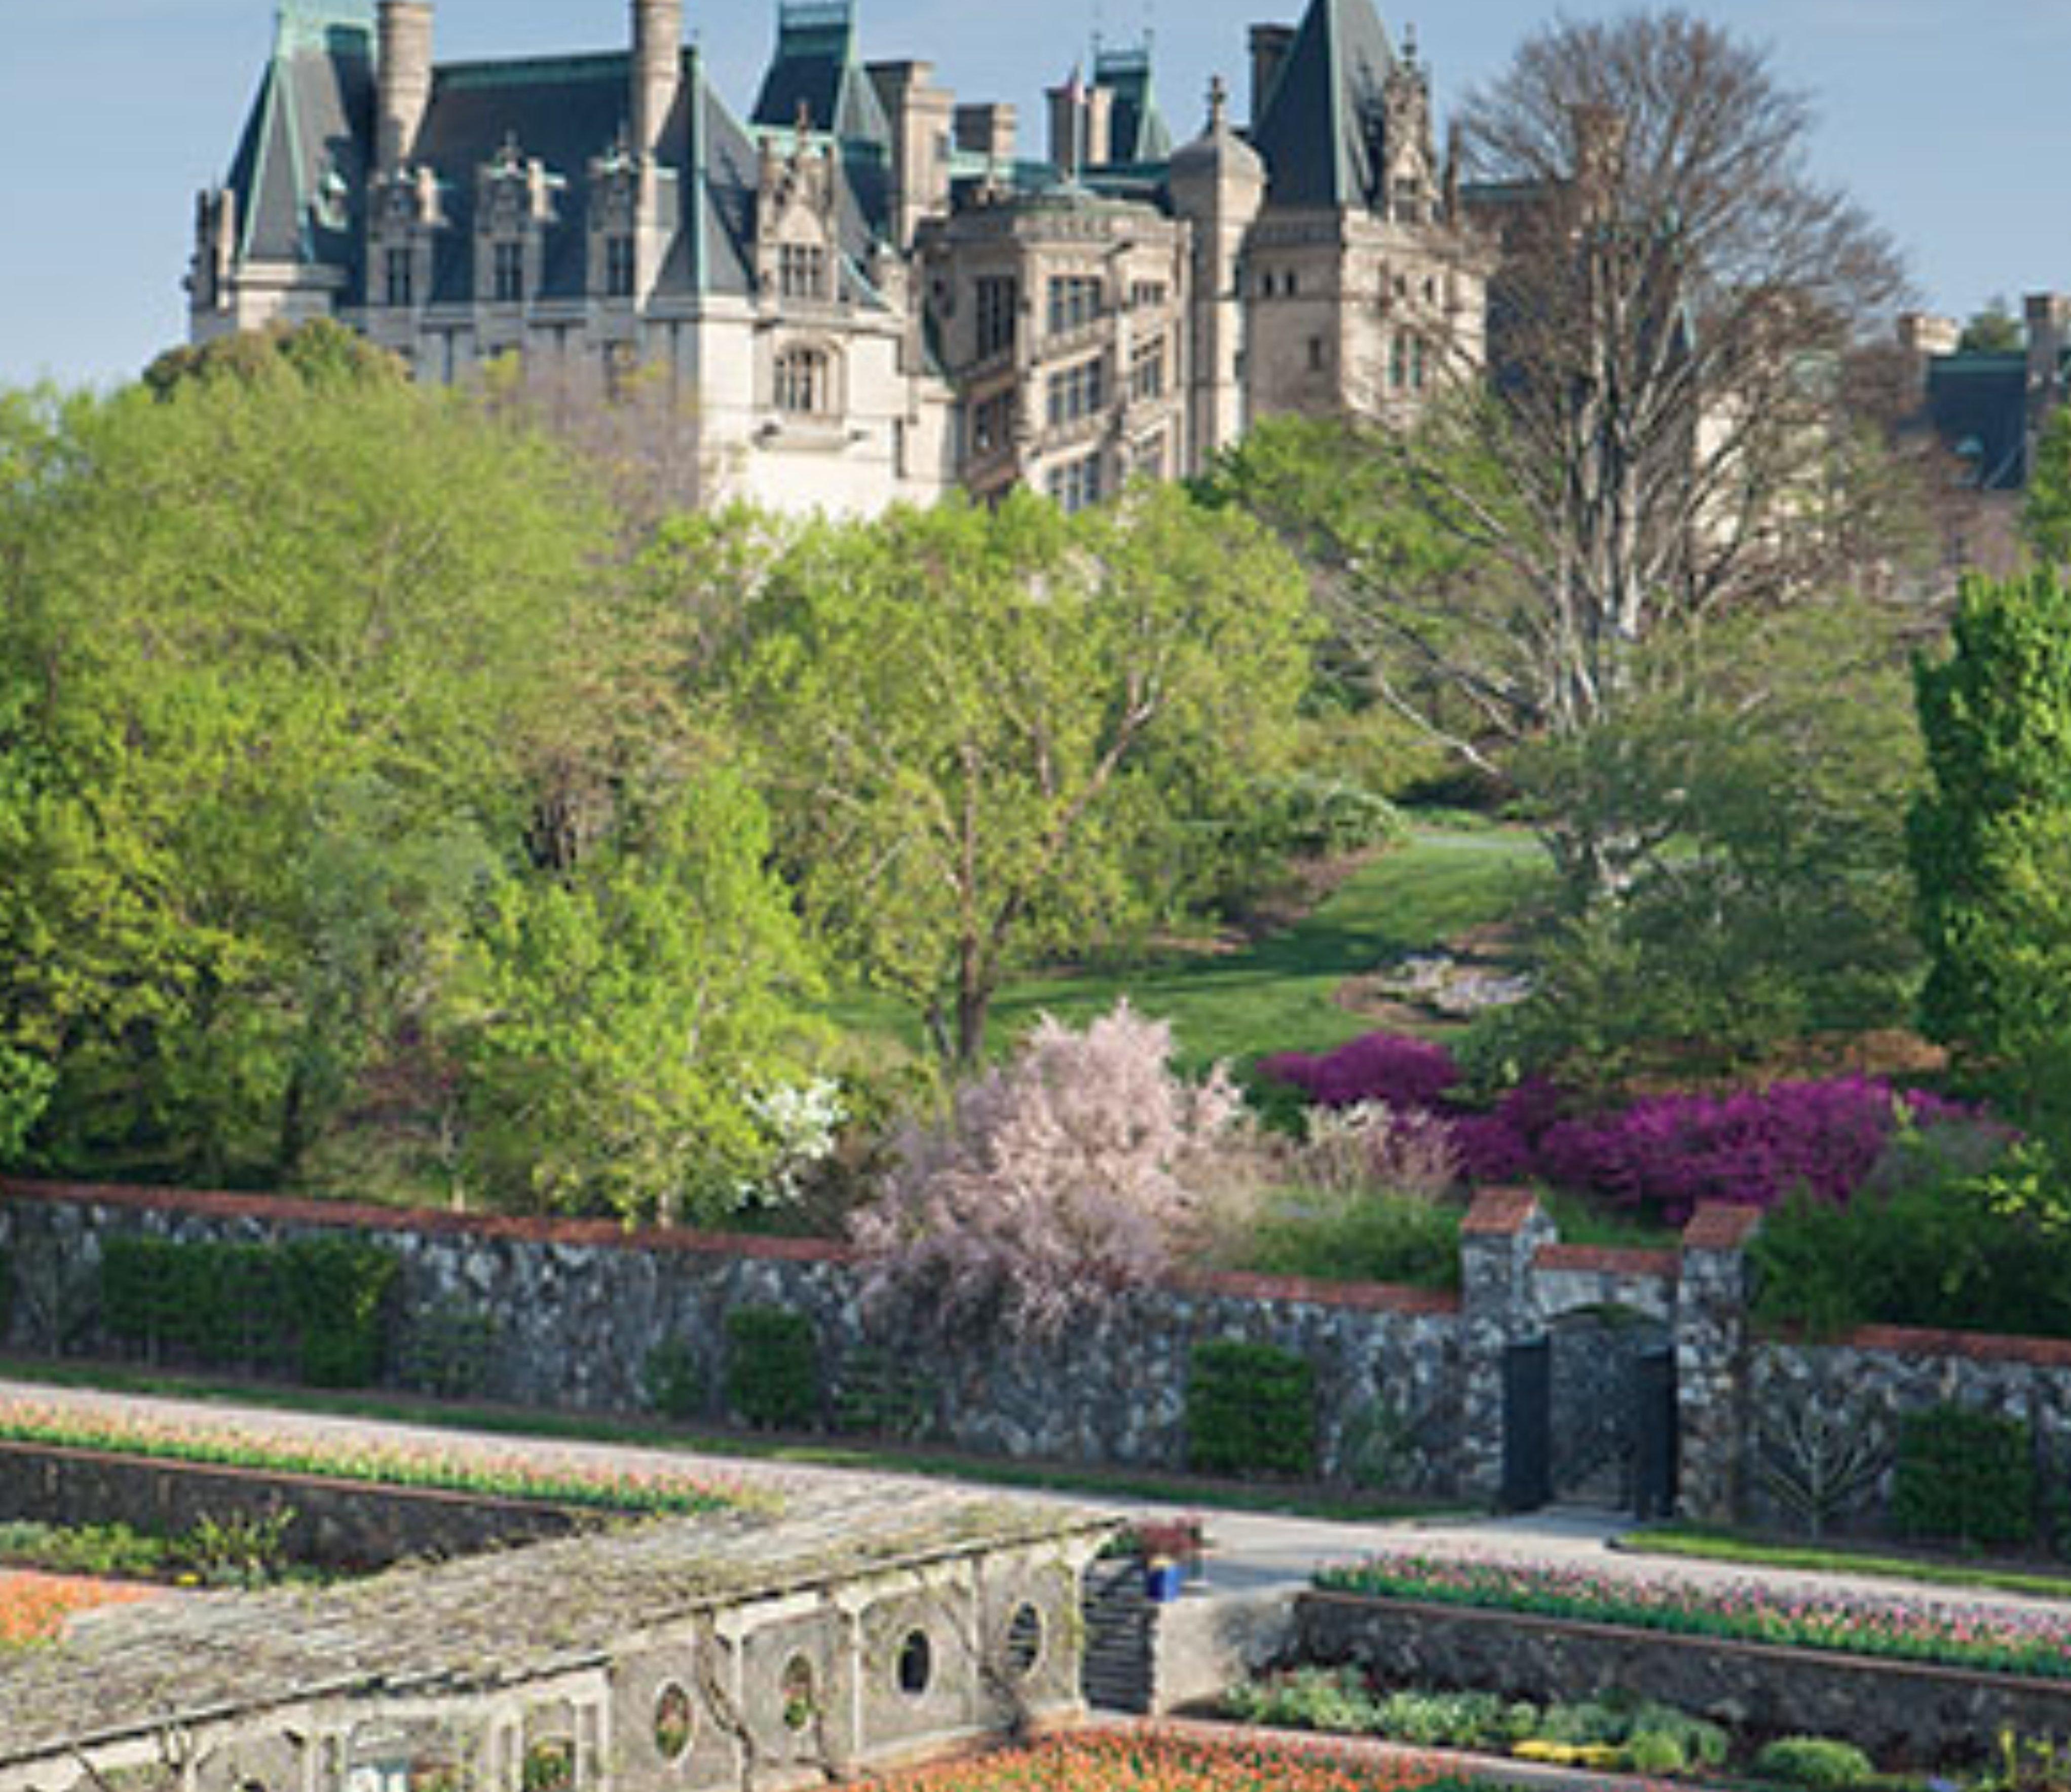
[1188,1340,1316,1477]
[1892,1405,2037,1552]
[98,1233,397,1389]
[724,1306,818,1430]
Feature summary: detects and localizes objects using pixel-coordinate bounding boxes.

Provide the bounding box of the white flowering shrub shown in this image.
[1297,1101,1460,1203]
[735,1076,848,1210]
[850,1002,1244,1341]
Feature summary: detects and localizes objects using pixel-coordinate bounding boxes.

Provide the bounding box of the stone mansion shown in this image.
[189,0,1491,513]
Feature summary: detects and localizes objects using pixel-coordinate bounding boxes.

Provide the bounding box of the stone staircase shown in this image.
[1079,1555,1157,1713]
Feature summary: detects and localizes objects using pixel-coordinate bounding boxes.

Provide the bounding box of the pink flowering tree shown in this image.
[851,1002,1244,1341]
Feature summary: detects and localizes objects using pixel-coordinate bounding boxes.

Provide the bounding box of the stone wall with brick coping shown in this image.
[1296,1589,2071,1764]
[1745,1329,2071,1536]
[0,1179,1468,1490]
[15,1178,2071,1527]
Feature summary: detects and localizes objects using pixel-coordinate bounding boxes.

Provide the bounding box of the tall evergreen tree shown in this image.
[1910,570,2071,1119]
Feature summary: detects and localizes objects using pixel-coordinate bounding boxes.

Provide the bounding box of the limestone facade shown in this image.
[187,0,1491,515]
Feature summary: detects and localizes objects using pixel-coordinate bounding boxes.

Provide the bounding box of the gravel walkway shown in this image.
[6,1375,2069,1621]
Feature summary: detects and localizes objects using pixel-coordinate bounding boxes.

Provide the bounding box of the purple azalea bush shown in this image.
[1258,1034,1462,1112]
[1535,1078,1975,1222]
[1258,1031,1978,1222]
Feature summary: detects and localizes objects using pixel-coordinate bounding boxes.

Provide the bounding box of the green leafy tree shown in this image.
[1958,300,2024,356]
[140,318,406,396]
[447,767,823,1224]
[2026,405,2071,567]
[1501,596,1924,1086]
[734,484,1314,1065]
[1910,570,2071,1121]
[0,355,600,1182]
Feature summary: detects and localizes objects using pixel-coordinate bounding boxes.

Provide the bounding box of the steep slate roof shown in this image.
[750,0,890,148]
[1925,353,2029,491]
[1094,46,1173,166]
[220,3,375,291]
[415,55,631,303]
[1250,0,1397,211]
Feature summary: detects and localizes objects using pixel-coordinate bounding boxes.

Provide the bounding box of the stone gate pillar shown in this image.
[1676,1203,1763,1525]
[1457,1188,1556,1503]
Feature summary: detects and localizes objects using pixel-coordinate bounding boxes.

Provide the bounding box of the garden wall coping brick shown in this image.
[1681,1202,1764,1253]
[1460,1188,1541,1236]
[1532,1245,1678,1280]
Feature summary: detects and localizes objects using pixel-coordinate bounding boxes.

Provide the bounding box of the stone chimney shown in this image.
[868,60,956,249]
[1047,77,1113,174]
[1084,84,1114,168]
[377,1,434,173]
[955,103,1017,164]
[632,0,683,163]
[1896,312,1960,363]
[1249,24,1293,128]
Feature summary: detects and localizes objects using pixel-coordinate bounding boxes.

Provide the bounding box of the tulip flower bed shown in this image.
[880,1732,1489,1792]
[1315,1554,2071,1682]
[0,1569,164,1648]
[0,1399,744,1517]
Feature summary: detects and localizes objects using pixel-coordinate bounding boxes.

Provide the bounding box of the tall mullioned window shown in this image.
[492,239,525,304]
[774,345,830,415]
[605,235,636,300]
[1046,356,1107,430]
[975,276,1018,359]
[780,243,829,301]
[385,247,414,309]
[1046,452,1103,513]
[1129,337,1165,402]
[1047,275,1102,335]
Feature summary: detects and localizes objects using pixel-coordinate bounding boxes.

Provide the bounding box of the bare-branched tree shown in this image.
[1229,11,1913,809]
[1452,10,1906,715]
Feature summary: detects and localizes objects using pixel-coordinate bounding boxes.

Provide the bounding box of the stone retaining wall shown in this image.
[15,1178,2071,1528]
[1747,1330,2071,1536]
[1296,1590,2071,1764]
[0,1181,1465,1490]
[0,1439,593,1567]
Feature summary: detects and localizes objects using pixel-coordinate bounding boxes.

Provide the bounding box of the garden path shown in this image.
[5,1375,2068,1624]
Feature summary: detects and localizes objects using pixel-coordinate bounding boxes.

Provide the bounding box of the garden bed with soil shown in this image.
[1298,1560,2071,1764]
[0,1397,749,1570]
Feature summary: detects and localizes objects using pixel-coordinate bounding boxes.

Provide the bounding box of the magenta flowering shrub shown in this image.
[1258,1034,1462,1111]
[1258,1031,1978,1220]
[1535,1078,1974,1222]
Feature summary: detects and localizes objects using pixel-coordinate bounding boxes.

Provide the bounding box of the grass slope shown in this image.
[835,828,1549,1068]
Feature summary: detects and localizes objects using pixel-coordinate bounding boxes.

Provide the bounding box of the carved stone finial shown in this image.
[1207,74,1228,131]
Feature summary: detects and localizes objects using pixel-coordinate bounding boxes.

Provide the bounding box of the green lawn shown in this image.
[1622,1523,2071,1601]
[832,827,1550,1069]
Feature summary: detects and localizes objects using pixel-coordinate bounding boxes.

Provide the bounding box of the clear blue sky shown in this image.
[3,0,2066,389]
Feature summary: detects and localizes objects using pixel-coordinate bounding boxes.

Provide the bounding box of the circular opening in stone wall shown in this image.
[780,1654,817,1731]
[653,1683,694,1763]
[1003,1603,1043,1678]
[896,1627,933,1697]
